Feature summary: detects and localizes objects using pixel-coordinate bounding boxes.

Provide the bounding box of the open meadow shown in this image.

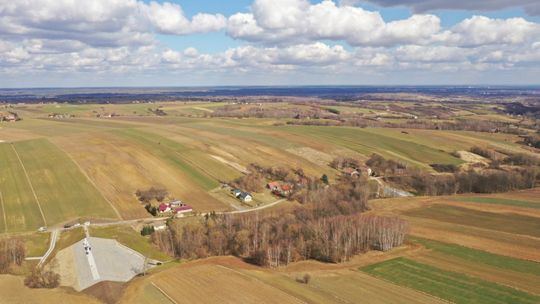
[1,101,536,230]
[0,100,538,304]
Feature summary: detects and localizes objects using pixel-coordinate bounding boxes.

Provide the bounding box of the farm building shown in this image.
[267,181,281,191]
[343,167,360,177]
[158,203,171,213]
[232,189,253,202]
[267,181,293,197]
[238,192,253,203]
[231,189,243,197]
[159,201,193,217]
[174,205,193,217]
[170,200,183,207]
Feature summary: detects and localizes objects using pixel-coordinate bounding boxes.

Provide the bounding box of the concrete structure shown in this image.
[60,237,148,291]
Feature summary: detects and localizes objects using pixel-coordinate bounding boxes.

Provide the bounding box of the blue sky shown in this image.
[0,0,539,87]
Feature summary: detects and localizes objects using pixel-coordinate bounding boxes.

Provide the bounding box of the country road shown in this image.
[31,197,287,265]
[38,229,58,266]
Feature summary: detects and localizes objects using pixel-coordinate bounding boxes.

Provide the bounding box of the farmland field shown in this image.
[13,139,118,224]
[361,257,540,304]
[370,190,540,261]
[404,204,540,238]
[0,100,539,304]
[408,237,540,294]
[0,143,46,232]
[453,197,540,209]
[121,256,446,304]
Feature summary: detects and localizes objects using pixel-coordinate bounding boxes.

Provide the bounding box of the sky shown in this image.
[0,0,540,87]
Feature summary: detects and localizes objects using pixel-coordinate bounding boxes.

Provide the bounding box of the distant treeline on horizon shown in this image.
[0,85,539,103]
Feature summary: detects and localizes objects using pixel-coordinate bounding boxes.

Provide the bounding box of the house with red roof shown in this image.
[158,203,171,213]
[174,205,193,217]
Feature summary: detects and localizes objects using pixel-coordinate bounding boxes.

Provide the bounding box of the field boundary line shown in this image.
[0,191,7,232]
[216,265,307,304]
[53,143,122,220]
[11,144,47,226]
[150,282,178,304]
[359,269,452,304]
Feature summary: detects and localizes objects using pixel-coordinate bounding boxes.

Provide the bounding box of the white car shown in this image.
[38,226,47,232]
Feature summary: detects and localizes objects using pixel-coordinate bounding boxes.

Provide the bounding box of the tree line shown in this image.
[0,238,25,273]
[152,174,407,267]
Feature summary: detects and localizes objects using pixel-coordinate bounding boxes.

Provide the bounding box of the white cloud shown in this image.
[1,0,540,85]
[0,0,225,48]
[442,16,540,47]
[144,2,226,35]
[227,0,441,46]
[395,45,473,62]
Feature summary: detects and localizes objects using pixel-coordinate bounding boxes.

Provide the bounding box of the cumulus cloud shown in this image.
[441,16,540,47]
[144,2,226,35]
[345,0,540,16]
[0,0,226,48]
[227,0,441,46]
[1,0,540,84]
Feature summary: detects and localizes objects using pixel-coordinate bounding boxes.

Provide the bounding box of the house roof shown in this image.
[174,205,193,212]
[267,181,280,188]
[239,192,252,199]
[281,184,292,191]
[158,203,169,212]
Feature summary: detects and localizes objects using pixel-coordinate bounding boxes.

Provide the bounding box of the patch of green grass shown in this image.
[404,204,540,238]
[361,257,540,304]
[51,227,85,259]
[13,138,118,225]
[0,143,45,232]
[110,129,219,190]
[0,232,50,257]
[278,126,463,168]
[410,237,540,276]
[90,225,171,261]
[23,232,51,257]
[455,197,540,209]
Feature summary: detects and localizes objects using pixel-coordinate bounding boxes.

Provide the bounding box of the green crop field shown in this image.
[408,237,540,294]
[10,139,117,228]
[404,204,540,237]
[0,143,46,232]
[454,197,540,209]
[278,125,463,168]
[411,237,540,276]
[361,257,540,304]
[110,128,220,190]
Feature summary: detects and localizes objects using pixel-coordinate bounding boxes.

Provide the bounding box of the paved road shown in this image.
[38,229,59,266]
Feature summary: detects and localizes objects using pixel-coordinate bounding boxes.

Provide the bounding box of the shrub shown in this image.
[136,187,168,203]
[141,225,155,236]
[24,268,60,289]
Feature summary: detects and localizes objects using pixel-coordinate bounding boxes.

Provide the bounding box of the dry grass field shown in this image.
[0,275,101,304]
[120,256,446,304]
